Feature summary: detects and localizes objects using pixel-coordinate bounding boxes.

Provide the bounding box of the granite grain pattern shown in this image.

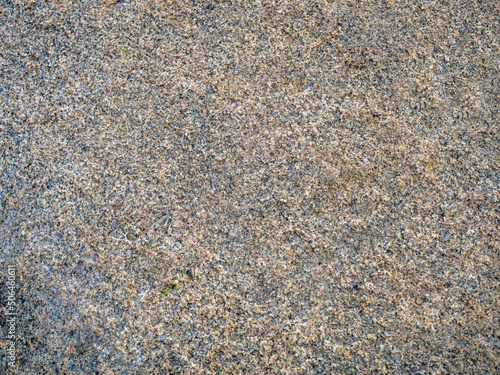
[0,0,499,373]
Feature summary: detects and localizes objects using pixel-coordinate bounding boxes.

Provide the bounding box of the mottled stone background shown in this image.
[0,0,499,373]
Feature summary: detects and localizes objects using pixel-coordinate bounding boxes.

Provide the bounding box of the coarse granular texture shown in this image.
[0,0,499,373]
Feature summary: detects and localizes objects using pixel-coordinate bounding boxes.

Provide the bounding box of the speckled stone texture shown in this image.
[0,0,499,373]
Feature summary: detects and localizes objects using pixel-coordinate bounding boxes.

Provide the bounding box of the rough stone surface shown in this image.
[0,0,499,373]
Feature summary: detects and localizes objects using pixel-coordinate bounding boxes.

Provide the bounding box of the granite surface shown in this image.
[0,0,499,373]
